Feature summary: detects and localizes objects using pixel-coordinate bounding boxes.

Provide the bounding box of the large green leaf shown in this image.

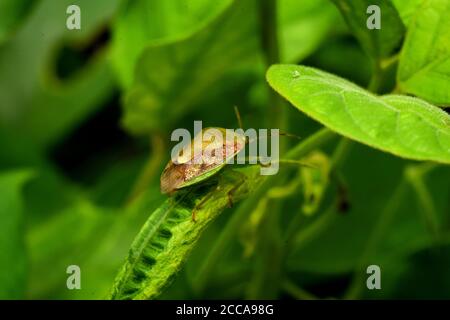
[0,170,33,299]
[330,0,405,61]
[267,64,450,164]
[112,0,233,88]
[122,0,260,135]
[398,0,450,106]
[110,166,264,300]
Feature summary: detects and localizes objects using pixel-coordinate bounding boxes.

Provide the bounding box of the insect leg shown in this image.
[191,191,215,222]
[226,178,246,208]
[219,169,248,208]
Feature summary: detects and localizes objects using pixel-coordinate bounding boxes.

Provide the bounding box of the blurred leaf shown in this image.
[0,0,35,44]
[19,54,115,149]
[330,0,405,61]
[0,170,33,299]
[267,65,450,163]
[397,0,450,106]
[27,182,166,299]
[278,0,340,62]
[0,0,120,150]
[27,200,116,298]
[110,166,264,300]
[66,185,166,299]
[121,0,260,135]
[112,0,233,88]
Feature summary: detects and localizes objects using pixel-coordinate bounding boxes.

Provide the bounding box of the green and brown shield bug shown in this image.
[160,127,247,194]
[160,108,260,221]
[160,125,249,221]
[160,107,303,221]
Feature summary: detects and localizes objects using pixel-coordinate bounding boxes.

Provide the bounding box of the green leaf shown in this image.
[330,0,405,60]
[0,0,120,150]
[121,0,260,135]
[266,64,450,164]
[27,184,166,299]
[28,200,116,298]
[0,0,35,44]
[392,0,424,27]
[0,170,33,299]
[112,0,233,88]
[110,166,264,300]
[19,55,115,149]
[398,0,450,106]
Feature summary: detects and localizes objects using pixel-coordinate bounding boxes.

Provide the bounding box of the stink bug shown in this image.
[160,107,303,221]
[160,127,246,195]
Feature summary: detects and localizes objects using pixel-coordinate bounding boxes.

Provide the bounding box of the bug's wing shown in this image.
[160,161,186,194]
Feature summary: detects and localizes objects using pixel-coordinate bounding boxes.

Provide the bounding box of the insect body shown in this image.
[160,127,246,195]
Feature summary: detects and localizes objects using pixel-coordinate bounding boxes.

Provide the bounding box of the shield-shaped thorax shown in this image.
[160,128,246,194]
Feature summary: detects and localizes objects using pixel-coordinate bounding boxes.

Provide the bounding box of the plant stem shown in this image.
[368,54,399,94]
[368,60,383,93]
[245,0,287,299]
[259,0,285,131]
[259,0,280,65]
[193,128,336,293]
[290,204,337,250]
[330,137,352,168]
[405,164,440,242]
[286,128,336,159]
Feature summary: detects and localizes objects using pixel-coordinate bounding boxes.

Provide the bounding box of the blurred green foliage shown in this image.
[0,0,449,300]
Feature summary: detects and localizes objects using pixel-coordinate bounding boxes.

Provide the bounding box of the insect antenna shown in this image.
[234,105,244,130]
[247,130,301,144]
[279,131,301,140]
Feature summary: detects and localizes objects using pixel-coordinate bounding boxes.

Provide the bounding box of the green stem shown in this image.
[286,128,336,160]
[368,60,383,93]
[193,128,336,293]
[330,137,352,168]
[259,0,285,131]
[259,0,280,66]
[405,164,440,242]
[245,0,286,299]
